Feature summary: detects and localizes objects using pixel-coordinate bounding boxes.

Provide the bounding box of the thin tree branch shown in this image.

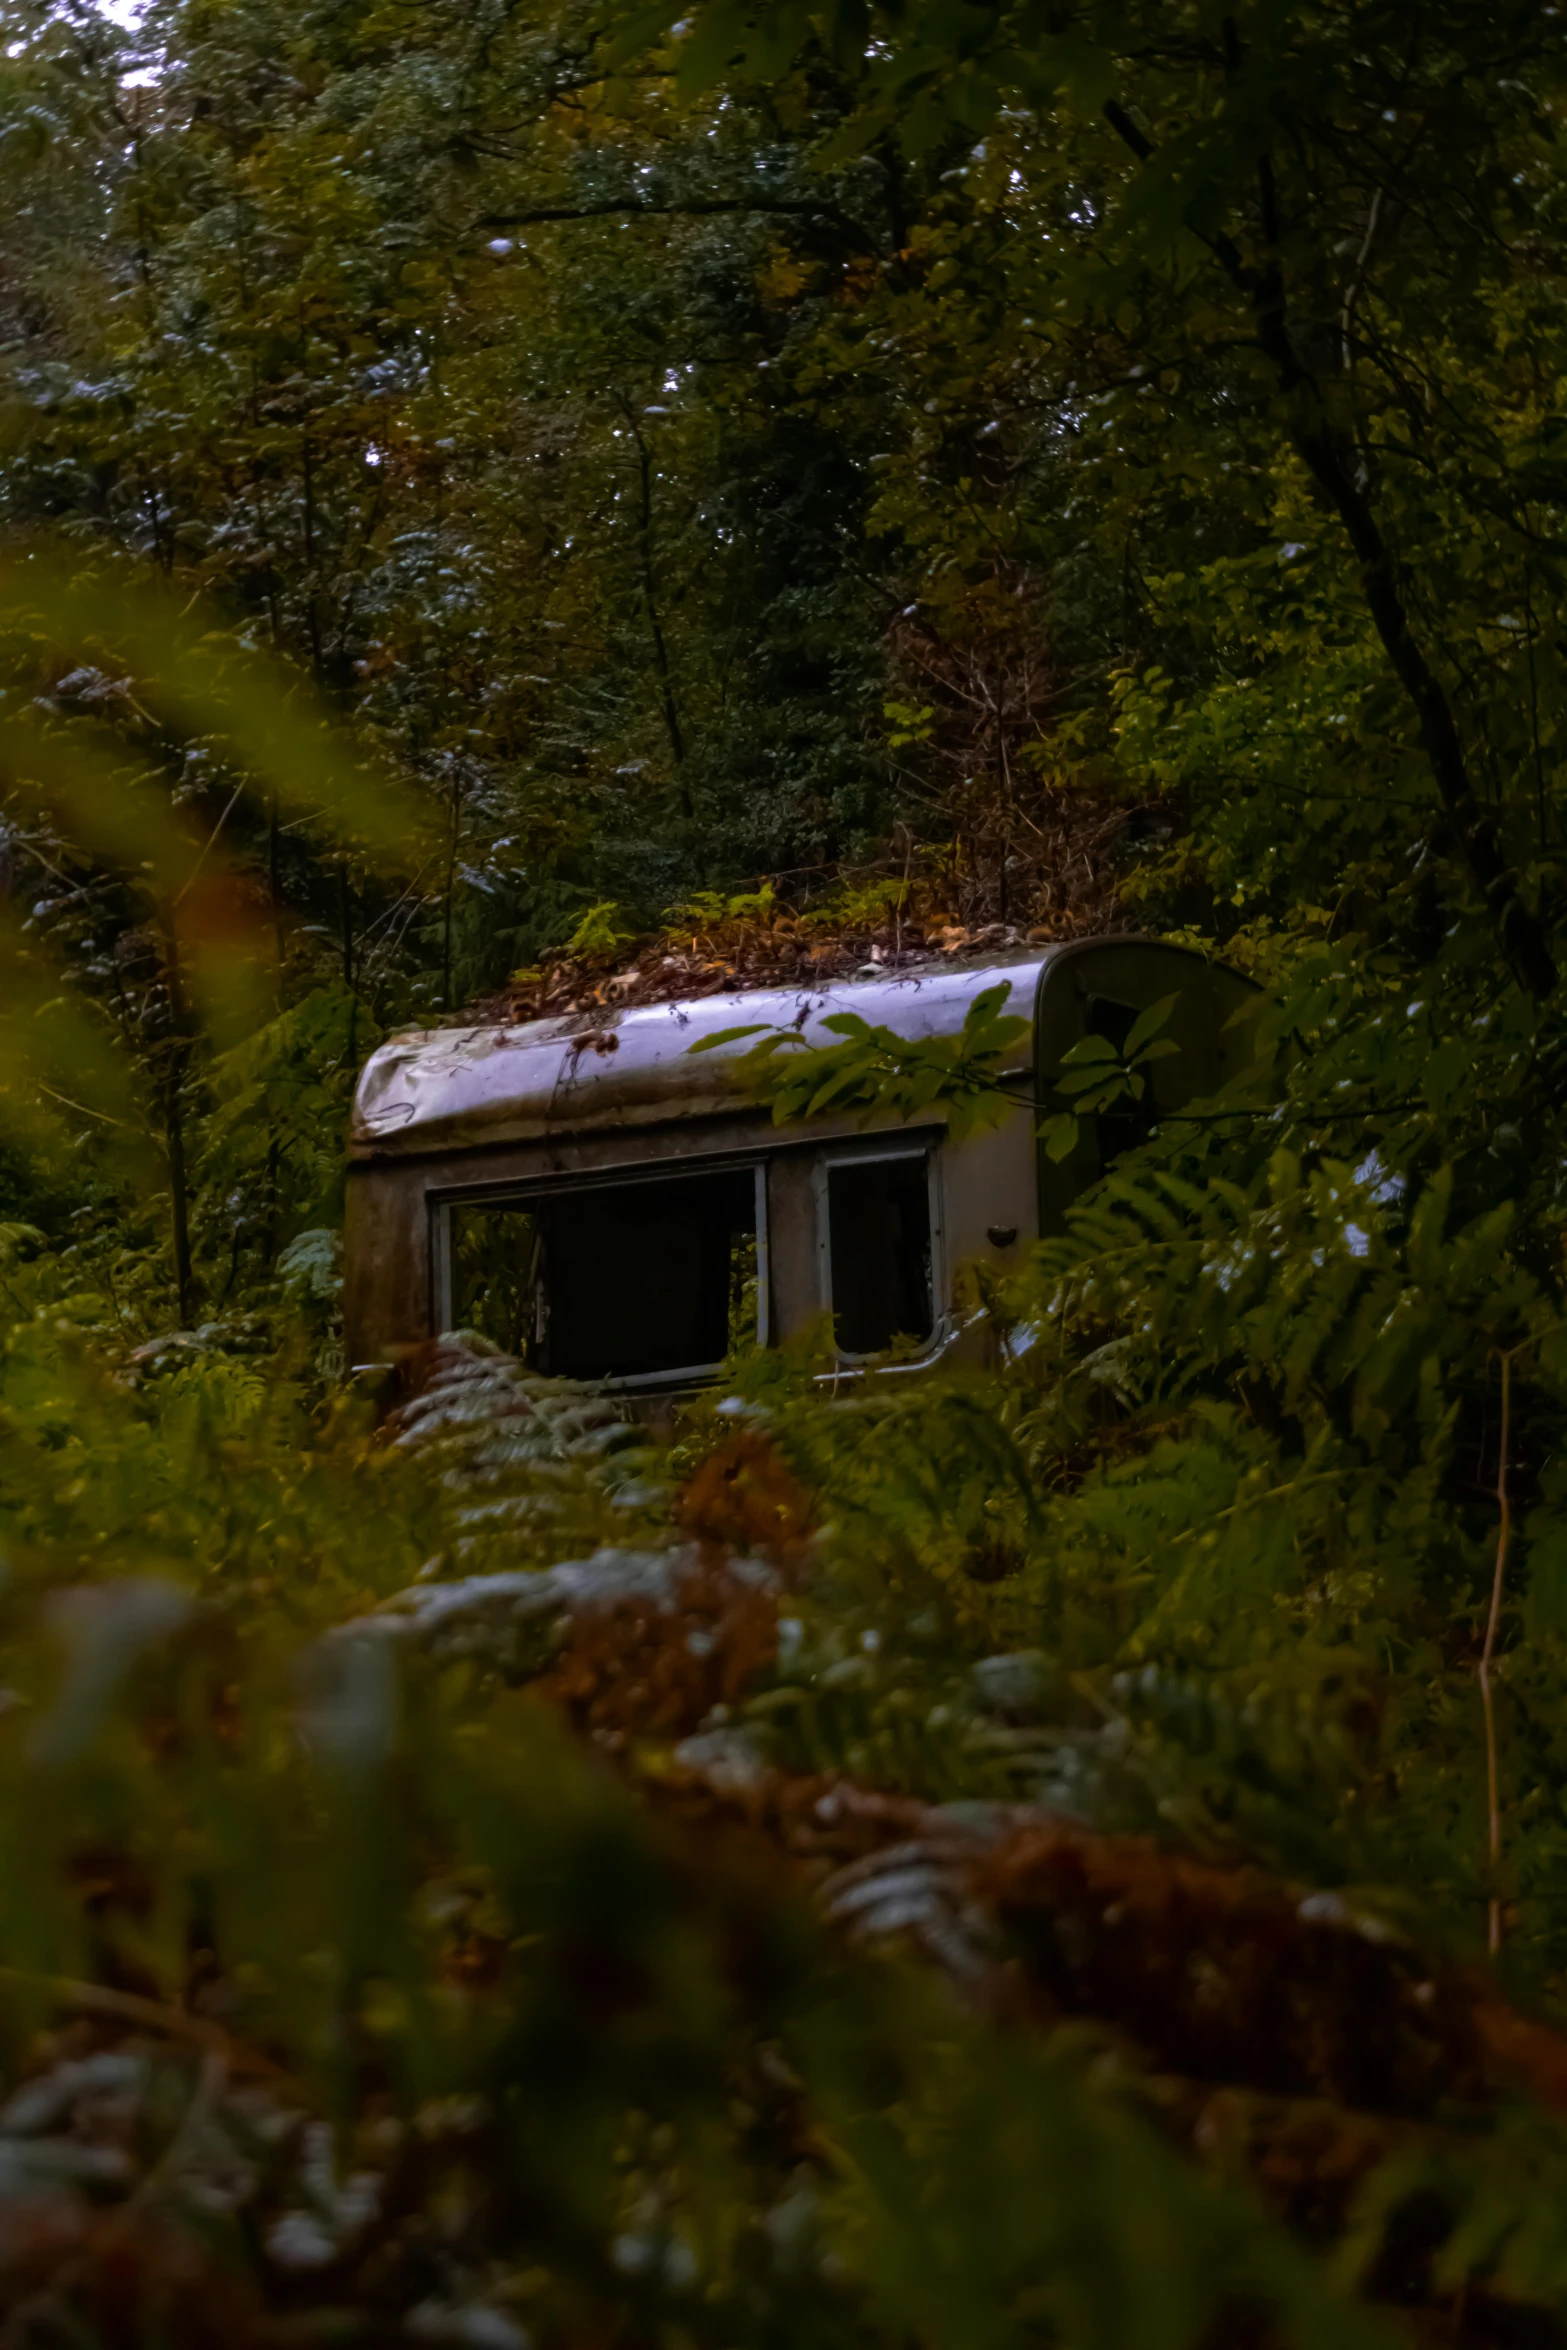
[476,196,881,254]
[620,401,690,812]
[1097,93,1557,998]
[1481,1347,1514,1957]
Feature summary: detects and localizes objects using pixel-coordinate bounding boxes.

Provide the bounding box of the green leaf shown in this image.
[1124,995,1177,1056]
[690,1024,772,1052]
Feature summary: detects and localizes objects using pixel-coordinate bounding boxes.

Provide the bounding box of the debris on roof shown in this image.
[469,865,1123,1033]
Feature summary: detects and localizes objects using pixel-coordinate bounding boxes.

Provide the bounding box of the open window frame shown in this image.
[429,1155,771,1394]
[814,1135,947,1369]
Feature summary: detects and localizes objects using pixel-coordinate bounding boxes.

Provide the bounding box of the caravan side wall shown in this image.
[344,1089,1042,1372]
[343,942,1258,1376]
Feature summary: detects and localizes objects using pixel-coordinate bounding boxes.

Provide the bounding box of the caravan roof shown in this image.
[350,948,1054,1160]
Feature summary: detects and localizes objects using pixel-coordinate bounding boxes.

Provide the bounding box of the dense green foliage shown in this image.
[12,0,1567,2339]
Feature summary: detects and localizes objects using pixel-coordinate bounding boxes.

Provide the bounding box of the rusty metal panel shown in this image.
[939,1097,1037,1298]
[343,1160,431,1367]
[764,1150,826,1346]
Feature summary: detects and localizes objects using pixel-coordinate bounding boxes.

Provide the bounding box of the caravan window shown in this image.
[443,1165,762,1383]
[824,1150,935,1356]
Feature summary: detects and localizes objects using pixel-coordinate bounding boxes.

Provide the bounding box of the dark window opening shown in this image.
[447,1168,759,1381]
[827,1155,934,1355]
[1086,994,1162,1168]
[449,1198,542,1360]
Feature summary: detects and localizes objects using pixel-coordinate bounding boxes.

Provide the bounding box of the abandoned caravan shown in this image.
[344,937,1257,1391]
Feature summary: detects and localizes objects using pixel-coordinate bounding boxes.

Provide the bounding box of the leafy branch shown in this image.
[691,980,1031,1141]
[1038,995,1179,1163]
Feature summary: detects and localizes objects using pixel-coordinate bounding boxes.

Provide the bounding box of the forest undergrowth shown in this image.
[7,952,1567,2345]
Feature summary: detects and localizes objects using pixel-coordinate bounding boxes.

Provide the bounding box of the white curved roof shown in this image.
[350,949,1059,1158]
